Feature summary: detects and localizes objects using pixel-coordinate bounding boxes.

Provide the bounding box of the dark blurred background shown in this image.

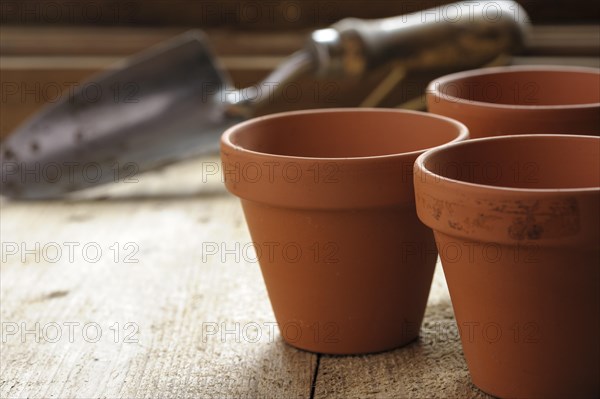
[2,0,599,26]
[1,0,599,138]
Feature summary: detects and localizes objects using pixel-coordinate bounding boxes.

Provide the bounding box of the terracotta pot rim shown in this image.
[415,134,600,194]
[427,65,600,110]
[221,108,469,162]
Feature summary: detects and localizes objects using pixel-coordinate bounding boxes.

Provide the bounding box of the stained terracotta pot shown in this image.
[414,134,600,398]
[427,65,600,138]
[221,109,468,354]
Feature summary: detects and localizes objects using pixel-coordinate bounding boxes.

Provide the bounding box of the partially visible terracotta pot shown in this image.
[427,65,600,138]
[221,109,468,354]
[414,134,600,398]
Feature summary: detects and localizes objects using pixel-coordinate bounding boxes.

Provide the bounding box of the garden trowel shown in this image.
[0,0,529,199]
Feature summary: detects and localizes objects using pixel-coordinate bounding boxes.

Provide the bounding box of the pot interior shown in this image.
[228,110,465,158]
[434,69,600,106]
[422,135,600,189]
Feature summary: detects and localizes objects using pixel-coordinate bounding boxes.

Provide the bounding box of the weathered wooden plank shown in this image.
[512,56,600,68]
[0,155,494,398]
[1,25,599,57]
[0,27,306,57]
[0,156,316,398]
[312,267,492,399]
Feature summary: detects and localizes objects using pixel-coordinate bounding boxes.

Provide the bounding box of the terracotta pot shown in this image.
[414,134,600,398]
[221,109,468,354]
[427,65,600,139]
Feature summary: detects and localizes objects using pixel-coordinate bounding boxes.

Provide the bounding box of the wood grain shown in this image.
[0,155,494,398]
[1,25,599,57]
[313,282,492,399]
[0,157,316,398]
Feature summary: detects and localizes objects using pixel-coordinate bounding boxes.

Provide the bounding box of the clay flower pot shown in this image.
[221,109,468,354]
[427,65,600,138]
[414,134,600,398]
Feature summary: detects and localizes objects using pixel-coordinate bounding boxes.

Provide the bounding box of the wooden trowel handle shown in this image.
[309,0,530,77]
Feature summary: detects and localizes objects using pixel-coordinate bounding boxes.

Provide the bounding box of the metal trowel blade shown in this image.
[1,30,240,199]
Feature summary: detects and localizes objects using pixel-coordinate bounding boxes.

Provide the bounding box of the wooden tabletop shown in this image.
[0,155,493,398]
[1,25,598,399]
